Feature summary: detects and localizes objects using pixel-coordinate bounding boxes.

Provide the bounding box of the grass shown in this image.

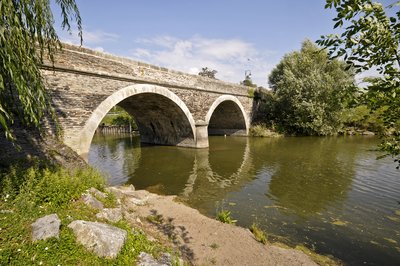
[249,223,267,244]
[0,161,176,265]
[249,124,282,138]
[215,210,237,225]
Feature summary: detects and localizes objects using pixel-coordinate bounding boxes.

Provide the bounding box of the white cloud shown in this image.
[130,35,275,87]
[59,28,119,49]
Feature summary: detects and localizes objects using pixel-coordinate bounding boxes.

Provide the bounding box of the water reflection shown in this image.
[264,137,356,216]
[89,135,400,266]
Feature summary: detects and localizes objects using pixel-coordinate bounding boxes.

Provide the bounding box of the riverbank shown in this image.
[110,185,340,265]
[0,160,339,265]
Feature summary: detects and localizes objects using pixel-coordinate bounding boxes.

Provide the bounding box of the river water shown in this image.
[89,135,400,265]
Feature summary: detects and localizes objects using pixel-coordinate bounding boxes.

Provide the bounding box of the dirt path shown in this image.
[122,190,318,266]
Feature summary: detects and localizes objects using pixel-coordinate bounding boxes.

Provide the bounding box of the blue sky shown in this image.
[53,0,341,87]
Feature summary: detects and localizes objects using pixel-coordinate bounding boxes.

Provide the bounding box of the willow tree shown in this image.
[0,0,82,140]
[268,40,355,136]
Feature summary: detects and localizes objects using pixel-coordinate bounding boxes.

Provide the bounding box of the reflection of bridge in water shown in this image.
[89,135,257,209]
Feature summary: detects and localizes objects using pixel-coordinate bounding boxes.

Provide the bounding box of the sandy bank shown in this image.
[115,186,322,266]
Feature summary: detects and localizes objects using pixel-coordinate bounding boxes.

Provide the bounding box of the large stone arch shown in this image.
[205,95,249,136]
[72,84,197,159]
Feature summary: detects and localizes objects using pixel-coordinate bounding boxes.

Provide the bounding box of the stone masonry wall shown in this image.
[41,44,254,157]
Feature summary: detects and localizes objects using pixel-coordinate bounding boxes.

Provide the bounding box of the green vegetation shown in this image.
[0,0,82,140]
[317,0,400,167]
[267,40,356,136]
[198,67,218,79]
[249,223,267,244]
[100,106,137,128]
[249,124,282,138]
[215,210,237,224]
[0,162,174,265]
[294,245,340,266]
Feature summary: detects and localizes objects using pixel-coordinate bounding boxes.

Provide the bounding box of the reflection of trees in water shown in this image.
[254,137,357,216]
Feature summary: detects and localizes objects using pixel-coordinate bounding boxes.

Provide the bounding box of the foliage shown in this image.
[0,162,174,265]
[100,108,137,129]
[249,223,267,244]
[268,40,356,136]
[0,0,82,140]
[198,67,217,79]
[317,0,400,167]
[241,77,257,87]
[215,210,237,224]
[249,124,282,138]
[340,105,385,132]
[0,163,105,208]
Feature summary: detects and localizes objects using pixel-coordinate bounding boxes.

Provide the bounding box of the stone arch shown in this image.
[75,84,196,159]
[205,95,249,136]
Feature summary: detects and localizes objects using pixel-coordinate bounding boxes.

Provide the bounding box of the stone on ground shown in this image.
[96,208,123,223]
[81,193,104,210]
[106,185,136,199]
[31,214,61,242]
[88,187,107,199]
[68,220,127,258]
[137,252,173,266]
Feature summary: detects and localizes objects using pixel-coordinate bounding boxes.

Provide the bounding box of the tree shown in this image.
[268,40,355,136]
[317,0,400,167]
[198,67,217,79]
[0,0,82,140]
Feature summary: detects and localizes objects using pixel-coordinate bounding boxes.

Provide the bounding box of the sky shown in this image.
[52,0,342,88]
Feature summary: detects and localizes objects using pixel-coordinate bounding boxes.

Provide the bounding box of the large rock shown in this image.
[31,214,61,242]
[81,193,104,210]
[96,208,123,223]
[68,220,127,258]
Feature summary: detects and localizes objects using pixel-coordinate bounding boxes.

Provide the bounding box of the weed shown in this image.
[250,223,267,244]
[215,210,237,224]
[210,243,219,249]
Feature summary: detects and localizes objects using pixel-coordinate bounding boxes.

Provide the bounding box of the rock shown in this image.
[68,220,127,258]
[137,252,172,266]
[82,193,104,210]
[126,190,151,206]
[127,197,147,206]
[362,131,375,136]
[106,185,136,199]
[96,208,123,223]
[88,187,107,199]
[31,214,61,242]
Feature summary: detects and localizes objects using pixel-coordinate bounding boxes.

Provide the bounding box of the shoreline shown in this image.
[112,185,340,265]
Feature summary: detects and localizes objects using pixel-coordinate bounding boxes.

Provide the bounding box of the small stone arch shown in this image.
[205,95,249,136]
[74,84,196,159]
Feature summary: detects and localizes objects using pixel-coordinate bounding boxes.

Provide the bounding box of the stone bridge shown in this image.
[41,44,254,159]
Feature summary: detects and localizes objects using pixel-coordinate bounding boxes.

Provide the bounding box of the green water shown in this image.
[89,135,400,265]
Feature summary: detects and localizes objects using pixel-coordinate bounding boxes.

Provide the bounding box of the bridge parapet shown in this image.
[41,44,254,159]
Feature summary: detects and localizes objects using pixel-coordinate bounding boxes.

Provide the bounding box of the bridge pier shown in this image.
[195,121,209,148]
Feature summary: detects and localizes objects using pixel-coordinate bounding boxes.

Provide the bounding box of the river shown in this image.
[89,134,400,265]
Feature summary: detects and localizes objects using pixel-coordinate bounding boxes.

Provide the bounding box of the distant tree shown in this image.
[240,75,257,87]
[198,67,217,79]
[0,0,82,140]
[317,0,400,167]
[268,40,356,136]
